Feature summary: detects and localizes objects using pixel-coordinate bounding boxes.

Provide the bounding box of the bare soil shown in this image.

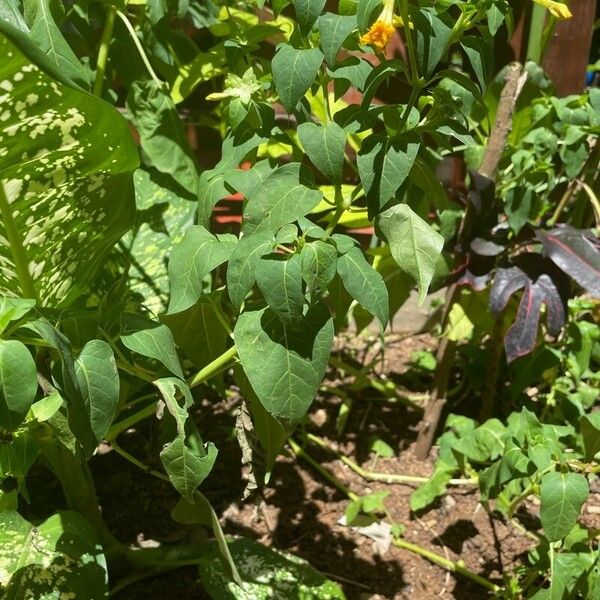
[92,333,541,599]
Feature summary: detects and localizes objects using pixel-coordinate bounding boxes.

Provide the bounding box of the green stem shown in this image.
[0,182,37,301]
[188,345,238,389]
[325,204,345,235]
[397,0,419,84]
[306,433,475,486]
[93,5,116,96]
[111,440,169,482]
[115,10,163,88]
[393,538,500,592]
[288,437,359,501]
[106,401,157,442]
[328,356,424,411]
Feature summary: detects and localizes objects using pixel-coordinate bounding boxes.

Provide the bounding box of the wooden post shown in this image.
[542,0,597,96]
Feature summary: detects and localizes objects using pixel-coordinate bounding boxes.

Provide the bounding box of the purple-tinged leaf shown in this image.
[490,254,570,362]
[537,227,600,297]
[470,238,505,257]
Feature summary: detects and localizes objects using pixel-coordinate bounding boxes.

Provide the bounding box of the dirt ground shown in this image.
[73,331,547,600]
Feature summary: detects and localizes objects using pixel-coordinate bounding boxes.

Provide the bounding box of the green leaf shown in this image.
[163,291,229,370]
[227,232,275,312]
[0,340,37,432]
[242,164,322,235]
[301,240,338,300]
[297,121,346,184]
[0,27,137,306]
[550,551,596,600]
[256,253,305,322]
[74,340,119,447]
[409,158,449,210]
[121,314,184,379]
[0,1,28,33]
[271,44,323,113]
[581,413,600,461]
[235,303,334,425]
[0,298,35,335]
[451,419,506,463]
[410,462,454,512]
[356,0,380,31]
[168,225,236,314]
[0,430,39,479]
[0,511,108,600]
[24,0,90,88]
[293,0,326,33]
[328,57,373,92]
[376,204,444,304]
[172,490,241,585]
[412,8,453,77]
[337,246,389,328]
[318,13,356,65]
[199,537,346,599]
[361,60,408,108]
[155,377,218,500]
[127,80,199,192]
[29,391,63,422]
[461,36,493,91]
[540,472,589,542]
[357,135,419,215]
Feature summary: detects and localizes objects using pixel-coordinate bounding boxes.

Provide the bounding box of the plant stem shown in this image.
[111,440,169,482]
[106,402,157,441]
[393,538,500,592]
[0,182,37,301]
[397,0,419,84]
[507,482,536,516]
[188,345,238,389]
[306,433,475,486]
[328,355,424,411]
[115,10,163,88]
[93,5,116,96]
[325,204,345,235]
[288,437,359,501]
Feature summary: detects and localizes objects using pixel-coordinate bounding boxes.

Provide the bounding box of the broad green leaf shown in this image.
[409,158,449,210]
[198,170,228,229]
[235,303,334,425]
[293,0,326,33]
[581,413,600,461]
[271,44,323,113]
[297,121,346,184]
[172,490,241,585]
[318,13,356,65]
[163,291,229,370]
[0,28,137,306]
[198,537,346,599]
[127,80,199,191]
[74,340,119,447]
[452,418,506,463]
[0,1,28,32]
[0,340,37,431]
[0,511,108,600]
[121,314,184,379]
[242,164,322,235]
[0,298,35,335]
[461,36,493,91]
[357,136,419,215]
[410,463,455,512]
[155,378,218,500]
[24,0,90,88]
[356,0,380,31]
[29,390,63,422]
[337,246,389,328]
[125,167,196,314]
[256,253,305,322]
[301,240,337,299]
[550,551,596,600]
[328,56,373,92]
[168,225,236,314]
[361,60,408,108]
[0,430,39,479]
[540,472,589,542]
[376,204,444,304]
[412,7,453,77]
[227,232,276,312]
[171,44,227,103]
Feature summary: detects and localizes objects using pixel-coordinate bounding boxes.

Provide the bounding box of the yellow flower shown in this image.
[360,0,396,50]
[532,0,572,19]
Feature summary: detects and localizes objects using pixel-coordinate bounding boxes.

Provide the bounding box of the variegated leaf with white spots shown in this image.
[0,28,137,306]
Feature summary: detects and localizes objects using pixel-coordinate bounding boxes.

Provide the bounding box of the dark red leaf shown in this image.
[537,226,600,297]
